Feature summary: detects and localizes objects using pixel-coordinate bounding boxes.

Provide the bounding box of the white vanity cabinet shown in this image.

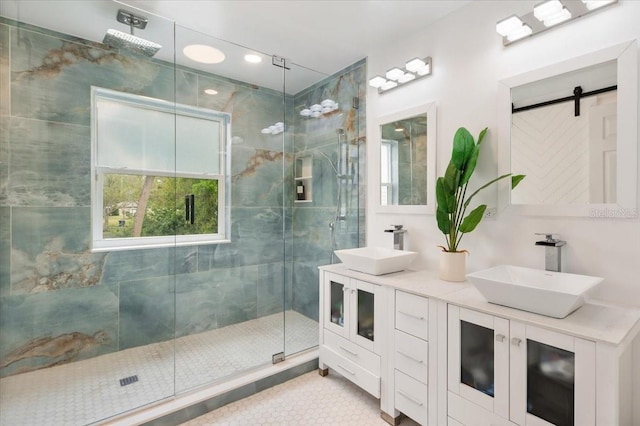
[447,304,636,426]
[318,265,640,426]
[391,290,431,425]
[319,271,384,397]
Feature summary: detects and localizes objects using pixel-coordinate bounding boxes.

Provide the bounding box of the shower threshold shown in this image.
[0,311,318,426]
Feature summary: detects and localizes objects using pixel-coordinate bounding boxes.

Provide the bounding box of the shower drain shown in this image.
[119,375,139,387]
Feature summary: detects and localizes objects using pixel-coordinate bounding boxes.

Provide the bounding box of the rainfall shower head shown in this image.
[103,9,162,57]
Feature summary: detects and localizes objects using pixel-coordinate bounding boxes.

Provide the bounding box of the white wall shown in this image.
[366,0,640,306]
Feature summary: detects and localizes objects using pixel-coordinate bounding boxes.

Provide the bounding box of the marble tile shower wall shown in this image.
[0,21,314,378]
[291,61,367,322]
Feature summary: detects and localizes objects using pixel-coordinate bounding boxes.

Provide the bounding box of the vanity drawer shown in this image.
[395,290,429,340]
[395,369,427,425]
[394,329,428,384]
[320,345,380,398]
[323,329,380,375]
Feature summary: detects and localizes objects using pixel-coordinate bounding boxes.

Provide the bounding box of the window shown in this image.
[91,87,230,251]
[380,139,398,206]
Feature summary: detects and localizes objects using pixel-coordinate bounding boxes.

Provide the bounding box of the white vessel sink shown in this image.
[334,247,417,275]
[466,265,603,318]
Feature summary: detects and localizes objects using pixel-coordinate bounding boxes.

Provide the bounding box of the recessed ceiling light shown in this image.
[183,44,225,64]
[204,89,218,95]
[244,54,262,63]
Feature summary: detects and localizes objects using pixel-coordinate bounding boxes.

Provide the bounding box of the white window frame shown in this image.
[380,139,399,206]
[90,87,231,252]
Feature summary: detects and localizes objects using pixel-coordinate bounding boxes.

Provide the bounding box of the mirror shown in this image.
[498,40,638,217]
[375,102,436,214]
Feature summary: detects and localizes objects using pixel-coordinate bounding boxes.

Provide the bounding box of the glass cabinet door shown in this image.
[527,341,574,426]
[357,288,375,341]
[460,320,495,397]
[330,280,346,328]
[448,306,510,418]
[323,273,350,338]
[509,324,596,426]
[351,280,380,353]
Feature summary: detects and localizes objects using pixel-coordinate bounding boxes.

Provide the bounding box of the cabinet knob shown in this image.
[495,334,506,342]
[511,337,522,347]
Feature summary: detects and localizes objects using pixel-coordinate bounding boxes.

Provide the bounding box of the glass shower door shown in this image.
[0,1,178,424]
[172,25,287,393]
[285,60,366,357]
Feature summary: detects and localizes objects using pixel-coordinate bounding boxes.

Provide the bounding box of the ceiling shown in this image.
[0,0,471,93]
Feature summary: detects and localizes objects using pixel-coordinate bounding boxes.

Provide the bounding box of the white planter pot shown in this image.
[439,251,467,282]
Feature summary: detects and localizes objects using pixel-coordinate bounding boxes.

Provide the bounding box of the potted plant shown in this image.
[436,127,524,281]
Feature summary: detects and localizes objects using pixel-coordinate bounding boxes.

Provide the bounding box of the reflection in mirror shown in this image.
[511,60,617,205]
[380,115,428,206]
[498,40,638,217]
[375,102,436,214]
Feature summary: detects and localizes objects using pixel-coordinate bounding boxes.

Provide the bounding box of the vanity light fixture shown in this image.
[369,57,432,94]
[261,122,284,135]
[497,0,617,46]
[299,99,339,119]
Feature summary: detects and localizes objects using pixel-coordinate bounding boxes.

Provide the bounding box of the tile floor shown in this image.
[0,311,318,426]
[182,370,420,426]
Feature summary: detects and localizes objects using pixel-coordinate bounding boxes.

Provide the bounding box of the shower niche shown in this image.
[295,155,313,202]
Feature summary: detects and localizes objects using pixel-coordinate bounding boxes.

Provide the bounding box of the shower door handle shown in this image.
[189,194,195,224]
[185,194,195,224]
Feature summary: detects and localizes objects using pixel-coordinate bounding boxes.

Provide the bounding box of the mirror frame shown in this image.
[373,101,437,214]
[498,40,638,217]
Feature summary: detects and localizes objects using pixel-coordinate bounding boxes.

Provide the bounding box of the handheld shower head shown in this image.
[103,10,162,58]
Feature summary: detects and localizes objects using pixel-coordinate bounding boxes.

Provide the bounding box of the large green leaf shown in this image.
[512,174,526,189]
[436,208,451,235]
[443,162,461,192]
[463,173,513,208]
[459,204,487,233]
[460,145,479,186]
[477,127,488,146]
[436,177,456,213]
[451,127,475,171]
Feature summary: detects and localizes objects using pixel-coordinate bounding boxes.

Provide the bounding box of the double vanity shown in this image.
[318,259,640,426]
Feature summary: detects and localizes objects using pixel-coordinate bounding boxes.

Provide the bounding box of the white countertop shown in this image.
[319,264,640,346]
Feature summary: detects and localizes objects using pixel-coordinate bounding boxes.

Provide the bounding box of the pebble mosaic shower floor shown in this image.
[0,311,318,426]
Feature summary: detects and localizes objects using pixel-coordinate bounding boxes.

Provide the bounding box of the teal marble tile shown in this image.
[174,265,261,336]
[291,207,335,263]
[292,261,320,321]
[0,286,118,377]
[0,24,9,117]
[119,276,175,350]
[215,265,259,327]
[257,262,291,317]
[100,247,173,285]
[174,246,198,275]
[0,117,7,204]
[231,147,288,208]
[8,117,90,206]
[197,75,285,153]
[0,206,9,297]
[10,27,196,126]
[11,207,105,295]
[229,207,287,265]
[174,272,220,338]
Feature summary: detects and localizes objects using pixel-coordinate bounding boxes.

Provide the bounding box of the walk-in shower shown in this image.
[0,1,366,424]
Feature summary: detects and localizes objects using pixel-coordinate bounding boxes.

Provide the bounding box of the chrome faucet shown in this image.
[385,225,407,250]
[535,233,566,272]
